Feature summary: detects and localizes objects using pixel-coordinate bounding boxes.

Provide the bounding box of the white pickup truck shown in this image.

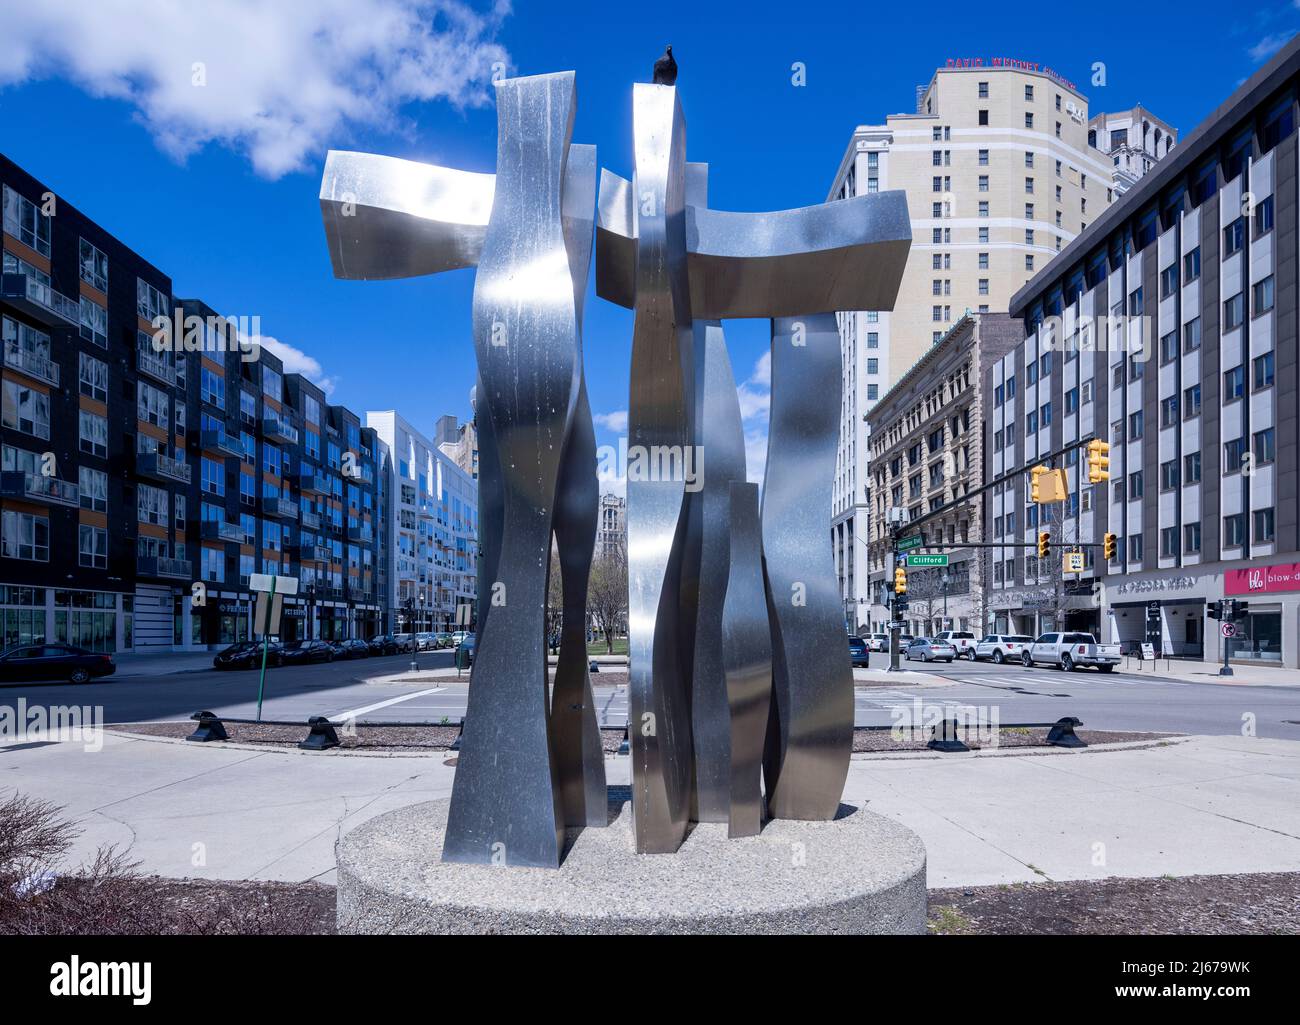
[1022,632,1121,672]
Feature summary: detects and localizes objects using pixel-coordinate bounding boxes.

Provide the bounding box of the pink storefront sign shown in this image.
[1225,562,1300,595]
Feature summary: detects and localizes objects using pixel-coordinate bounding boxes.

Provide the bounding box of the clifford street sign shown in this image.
[904,554,949,567]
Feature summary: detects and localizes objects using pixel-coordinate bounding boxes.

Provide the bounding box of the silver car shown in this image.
[904,636,957,663]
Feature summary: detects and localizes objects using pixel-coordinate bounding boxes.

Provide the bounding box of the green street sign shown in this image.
[896,533,924,552]
[905,554,949,567]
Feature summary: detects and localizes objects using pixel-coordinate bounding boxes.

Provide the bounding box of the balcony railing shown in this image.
[295,542,333,563]
[0,273,78,327]
[201,429,245,459]
[2,344,58,386]
[347,524,374,544]
[137,554,191,580]
[200,520,244,543]
[136,450,192,485]
[136,347,176,386]
[262,415,299,445]
[300,509,321,531]
[262,495,299,520]
[0,471,79,507]
[297,470,328,494]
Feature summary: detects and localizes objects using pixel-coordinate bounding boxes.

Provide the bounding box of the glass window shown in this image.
[79,466,107,512]
[79,525,107,569]
[3,380,50,439]
[78,410,107,457]
[2,186,51,255]
[79,238,108,291]
[2,510,49,561]
[79,297,108,348]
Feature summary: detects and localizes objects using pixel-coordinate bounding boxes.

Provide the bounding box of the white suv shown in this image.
[934,630,977,660]
[973,634,1034,664]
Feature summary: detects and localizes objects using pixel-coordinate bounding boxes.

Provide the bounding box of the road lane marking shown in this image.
[334,687,446,721]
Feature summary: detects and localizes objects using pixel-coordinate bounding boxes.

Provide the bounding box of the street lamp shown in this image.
[941,571,951,630]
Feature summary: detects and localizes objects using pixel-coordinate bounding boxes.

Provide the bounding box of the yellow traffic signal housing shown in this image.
[1103,532,1118,560]
[894,565,908,594]
[1087,439,1111,483]
[1030,464,1068,503]
[1038,531,1051,558]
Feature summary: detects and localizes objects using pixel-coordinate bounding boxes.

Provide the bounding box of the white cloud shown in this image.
[0,0,511,178]
[1249,32,1290,62]
[594,410,628,432]
[736,352,770,423]
[253,335,337,396]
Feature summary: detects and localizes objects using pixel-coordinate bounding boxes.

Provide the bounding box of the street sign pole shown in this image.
[255,575,276,721]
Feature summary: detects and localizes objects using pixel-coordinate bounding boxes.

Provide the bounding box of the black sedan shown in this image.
[457,633,476,668]
[213,641,282,670]
[336,639,370,660]
[367,634,400,656]
[0,644,116,684]
[275,640,336,666]
[847,636,870,668]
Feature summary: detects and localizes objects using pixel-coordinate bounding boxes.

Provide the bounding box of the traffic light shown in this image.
[1038,531,1050,558]
[1207,600,1222,620]
[1030,464,1047,503]
[1102,532,1117,560]
[1087,439,1111,483]
[894,565,908,594]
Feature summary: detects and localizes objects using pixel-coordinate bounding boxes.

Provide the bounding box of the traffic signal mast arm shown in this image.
[888,434,1104,547]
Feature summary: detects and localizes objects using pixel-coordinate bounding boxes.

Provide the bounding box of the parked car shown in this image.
[898,634,916,648]
[367,634,400,656]
[904,637,957,663]
[435,632,453,649]
[973,634,1035,664]
[276,639,336,666]
[0,644,116,684]
[457,633,476,667]
[213,640,283,670]
[847,636,870,668]
[865,633,889,652]
[1022,632,1121,672]
[336,639,370,659]
[934,630,977,659]
[415,632,438,651]
[450,631,469,648]
[393,633,416,653]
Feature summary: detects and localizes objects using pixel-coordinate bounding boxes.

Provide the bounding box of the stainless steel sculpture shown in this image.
[551,143,607,829]
[722,481,770,838]
[688,319,746,822]
[762,313,854,820]
[597,85,910,848]
[319,70,605,868]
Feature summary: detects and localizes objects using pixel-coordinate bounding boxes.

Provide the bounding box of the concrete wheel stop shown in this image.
[336,788,927,935]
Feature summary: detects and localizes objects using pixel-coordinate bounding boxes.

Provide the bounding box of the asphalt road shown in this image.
[2,650,1298,740]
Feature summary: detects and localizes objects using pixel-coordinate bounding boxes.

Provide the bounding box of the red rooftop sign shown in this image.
[1225,562,1300,596]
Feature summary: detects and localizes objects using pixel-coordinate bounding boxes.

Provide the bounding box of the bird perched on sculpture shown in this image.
[653,46,678,86]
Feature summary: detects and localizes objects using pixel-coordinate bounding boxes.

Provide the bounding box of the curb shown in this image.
[849,735,1189,761]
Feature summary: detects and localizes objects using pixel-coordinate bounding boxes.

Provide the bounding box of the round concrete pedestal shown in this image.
[336,792,927,934]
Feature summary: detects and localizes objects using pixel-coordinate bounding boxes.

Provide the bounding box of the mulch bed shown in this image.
[928,872,1300,935]
[853,727,1175,753]
[113,722,1172,754]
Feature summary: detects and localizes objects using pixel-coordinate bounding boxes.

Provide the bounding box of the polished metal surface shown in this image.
[624,83,695,854]
[443,71,579,868]
[722,481,771,838]
[320,150,494,280]
[688,319,746,823]
[596,177,910,317]
[761,313,854,821]
[551,142,606,829]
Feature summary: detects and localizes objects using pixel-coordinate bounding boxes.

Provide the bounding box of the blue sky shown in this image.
[0,0,1291,488]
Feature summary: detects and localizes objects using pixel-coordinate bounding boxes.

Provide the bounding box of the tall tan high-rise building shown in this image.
[829,60,1130,619]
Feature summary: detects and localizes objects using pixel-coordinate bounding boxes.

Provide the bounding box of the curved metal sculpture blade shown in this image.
[551,143,606,829]
[761,313,853,821]
[596,181,910,317]
[320,150,494,279]
[624,83,695,854]
[688,319,746,823]
[444,71,579,868]
[723,482,771,838]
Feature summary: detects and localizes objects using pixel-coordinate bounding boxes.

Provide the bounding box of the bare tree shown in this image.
[545,543,563,654]
[588,544,628,654]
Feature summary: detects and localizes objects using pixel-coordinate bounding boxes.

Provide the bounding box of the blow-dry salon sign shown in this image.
[1225,561,1300,596]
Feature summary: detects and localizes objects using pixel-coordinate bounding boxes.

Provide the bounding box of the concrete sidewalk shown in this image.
[3,731,1297,888]
[1111,658,1299,687]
